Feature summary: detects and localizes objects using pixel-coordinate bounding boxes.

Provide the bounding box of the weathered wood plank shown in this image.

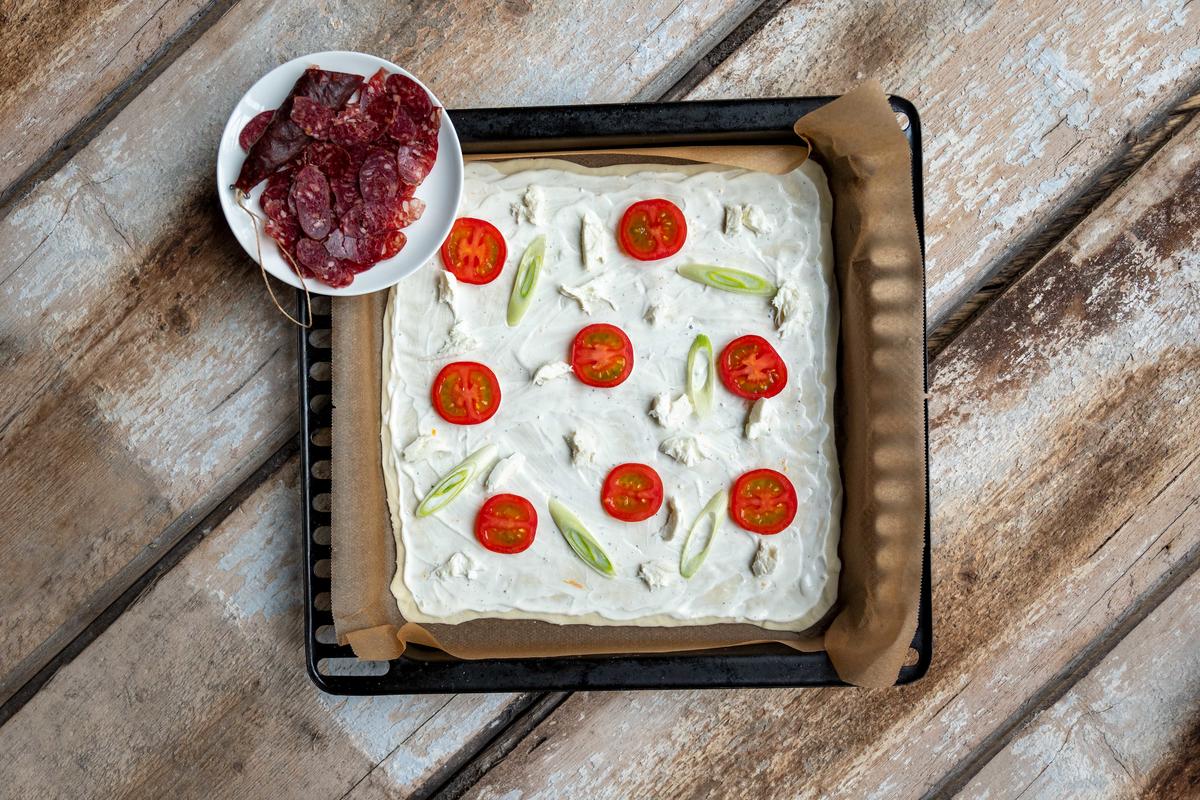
[688,0,1200,329]
[961,568,1200,799]
[0,458,527,799]
[0,0,217,199]
[456,114,1200,800]
[0,0,760,703]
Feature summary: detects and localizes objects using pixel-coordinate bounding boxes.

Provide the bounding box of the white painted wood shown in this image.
[690,0,1200,328]
[962,569,1200,799]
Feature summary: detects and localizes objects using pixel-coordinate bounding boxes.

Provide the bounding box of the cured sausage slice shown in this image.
[290,165,334,240]
[362,196,425,232]
[395,137,438,185]
[291,97,335,139]
[260,168,294,223]
[359,229,407,263]
[235,67,360,192]
[359,148,400,204]
[239,110,274,151]
[296,237,353,287]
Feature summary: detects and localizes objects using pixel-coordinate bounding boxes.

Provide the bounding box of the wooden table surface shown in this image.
[1,1,1198,797]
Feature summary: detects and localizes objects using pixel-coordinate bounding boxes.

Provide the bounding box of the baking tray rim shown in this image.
[300,95,931,694]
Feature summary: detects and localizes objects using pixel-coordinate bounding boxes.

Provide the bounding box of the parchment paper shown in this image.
[331,81,926,686]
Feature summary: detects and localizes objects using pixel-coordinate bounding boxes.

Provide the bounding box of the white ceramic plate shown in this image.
[216,51,463,296]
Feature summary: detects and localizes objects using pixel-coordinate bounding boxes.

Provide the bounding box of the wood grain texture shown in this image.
[456,114,1200,800]
[0,458,526,799]
[688,0,1200,329]
[0,0,758,704]
[0,0,216,198]
[961,568,1200,800]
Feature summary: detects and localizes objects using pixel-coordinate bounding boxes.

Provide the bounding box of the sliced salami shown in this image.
[239,110,274,151]
[395,136,438,184]
[303,141,351,177]
[359,229,407,263]
[260,168,294,223]
[328,104,381,146]
[362,196,425,233]
[291,96,335,139]
[359,148,400,204]
[360,68,396,131]
[290,165,334,240]
[340,201,369,239]
[265,216,301,253]
[386,74,433,126]
[235,67,360,192]
[296,237,353,287]
[324,229,360,263]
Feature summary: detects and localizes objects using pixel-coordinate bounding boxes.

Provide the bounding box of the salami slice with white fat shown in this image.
[296,237,353,287]
[362,196,425,233]
[359,148,400,204]
[290,165,333,240]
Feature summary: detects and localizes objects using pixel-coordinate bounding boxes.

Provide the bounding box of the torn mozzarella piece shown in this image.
[433,552,479,581]
[643,295,673,326]
[511,185,545,224]
[660,496,683,541]
[402,433,449,463]
[436,270,460,316]
[566,428,598,467]
[637,561,674,590]
[750,541,779,577]
[772,279,811,339]
[742,204,771,234]
[723,204,743,235]
[437,320,480,356]
[659,434,709,466]
[745,397,778,441]
[558,276,617,315]
[532,360,573,386]
[485,452,526,493]
[580,209,607,271]
[649,392,693,429]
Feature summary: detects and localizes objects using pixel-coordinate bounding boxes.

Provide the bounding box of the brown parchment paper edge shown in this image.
[331,80,925,686]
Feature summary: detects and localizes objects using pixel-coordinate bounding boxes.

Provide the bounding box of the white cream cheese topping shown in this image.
[382,158,839,631]
[660,496,684,541]
[745,397,778,441]
[532,360,573,386]
[649,392,693,429]
[434,552,479,581]
[437,270,460,316]
[659,433,709,466]
[580,209,608,271]
[512,185,545,224]
[437,320,480,356]
[772,279,811,339]
[638,561,674,590]
[558,276,616,315]
[486,452,526,493]
[566,428,598,467]
[751,541,779,577]
[402,433,450,463]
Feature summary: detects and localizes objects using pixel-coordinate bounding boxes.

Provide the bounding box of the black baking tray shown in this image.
[301,97,931,693]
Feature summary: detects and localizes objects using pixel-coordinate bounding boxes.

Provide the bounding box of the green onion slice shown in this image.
[687,333,715,418]
[415,444,498,518]
[679,490,728,578]
[676,263,776,296]
[549,498,616,577]
[506,235,547,326]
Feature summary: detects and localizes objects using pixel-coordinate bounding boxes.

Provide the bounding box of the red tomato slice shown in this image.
[440,217,507,284]
[431,361,501,425]
[475,493,537,554]
[618,199,687,261]
[600,463,664,522]
[718,335,788,400]
[570,323,634,388]
[730,469,798,535]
